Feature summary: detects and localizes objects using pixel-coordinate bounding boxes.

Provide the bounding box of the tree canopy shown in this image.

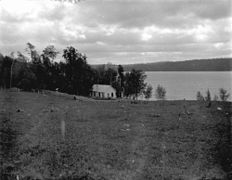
[124,69,147,99]
[0,43,148,98]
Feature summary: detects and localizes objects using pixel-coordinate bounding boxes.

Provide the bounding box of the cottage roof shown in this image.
[92,84,116,92]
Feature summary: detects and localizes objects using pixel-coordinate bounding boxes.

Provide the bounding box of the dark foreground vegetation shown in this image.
[0,91,231,180]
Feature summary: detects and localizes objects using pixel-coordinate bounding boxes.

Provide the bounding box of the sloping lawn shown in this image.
[0,91,231,180]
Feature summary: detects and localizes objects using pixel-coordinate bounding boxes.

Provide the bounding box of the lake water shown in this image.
[145,71,232,101]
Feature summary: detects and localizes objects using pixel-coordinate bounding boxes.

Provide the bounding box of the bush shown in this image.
[143,84,153,100]
[155,85,166,100]
[219,88,230,101]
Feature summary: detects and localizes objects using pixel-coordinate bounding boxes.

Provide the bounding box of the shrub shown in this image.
[219,88,230,101]
[143,84,153,100]
[155,85,166,100]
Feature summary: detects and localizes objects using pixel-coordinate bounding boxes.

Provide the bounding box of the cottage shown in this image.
[91,84,116,99]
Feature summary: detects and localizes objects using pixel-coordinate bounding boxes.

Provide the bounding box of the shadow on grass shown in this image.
[0,112,18,180]
[213,102,232,179]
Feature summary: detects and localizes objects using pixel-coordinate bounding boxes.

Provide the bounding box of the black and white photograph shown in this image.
[0,0,231,179]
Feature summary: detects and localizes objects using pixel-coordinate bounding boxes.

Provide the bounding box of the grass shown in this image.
[0,90,231,180]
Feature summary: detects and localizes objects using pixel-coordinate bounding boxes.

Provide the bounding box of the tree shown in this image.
[40,46,60,90]
[0,56,12,88]
[118,65,124,87]
[63,46,94,96]
[25,42,41,64]
[0,53,29,89]
[25,42,35,61]
[115,65,125,97]
[143,84,153,100]
[104,68,117,85]
[10,58,27,88]
[196,91,204,101]
[25,43,47,89]
[219,88,230,101]
[155,84,166,100]
[17,65,37,91]
[31,62,47,90]
[9,56,16,88]
[63,46,86,65]
[205,89,211,102]
[94,65,117,85]
[124,69,147,99]
[1,44,97,94]
[42,45,59,62]
[17,51,28,62]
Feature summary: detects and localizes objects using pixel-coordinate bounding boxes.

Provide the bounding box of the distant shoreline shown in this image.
[91,58,232,72]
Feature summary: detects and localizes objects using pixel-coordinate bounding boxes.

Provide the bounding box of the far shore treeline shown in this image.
[0,43,147,98]
[92,58,232,72]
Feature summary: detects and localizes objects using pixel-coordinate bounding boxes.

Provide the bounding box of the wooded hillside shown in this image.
[92,58,232,71]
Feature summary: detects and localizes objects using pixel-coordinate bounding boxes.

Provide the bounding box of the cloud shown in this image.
[0,0,231,64]
[78,0,231,28]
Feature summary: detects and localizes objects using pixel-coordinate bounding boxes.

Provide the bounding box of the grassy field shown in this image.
[0,90,231,180]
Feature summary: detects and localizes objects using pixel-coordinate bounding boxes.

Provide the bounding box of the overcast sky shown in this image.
[0,0,231,64]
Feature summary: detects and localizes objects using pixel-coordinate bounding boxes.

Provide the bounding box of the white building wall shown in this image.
[91,84,116,99]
